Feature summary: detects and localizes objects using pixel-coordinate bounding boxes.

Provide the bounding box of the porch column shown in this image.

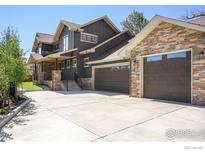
[38,61,45,84]
[52,70,61,90]
[33,63,37,82]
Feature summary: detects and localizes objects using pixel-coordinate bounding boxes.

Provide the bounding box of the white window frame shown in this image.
[38,47,42,55]
[63,35,69,51]
[72,58,77,68]
[80,32,98,44]
[66,60,71,69]
[84,57,90,67]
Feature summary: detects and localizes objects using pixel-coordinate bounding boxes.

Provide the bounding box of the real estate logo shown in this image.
[165,128,205,140]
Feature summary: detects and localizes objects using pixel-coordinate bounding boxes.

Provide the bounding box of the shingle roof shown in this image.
[80,15,120,33]
[87,39,133,65]
[36,32,54,44]
[28,52,43,64]
[61,20,81,31]
[188,16,205,27]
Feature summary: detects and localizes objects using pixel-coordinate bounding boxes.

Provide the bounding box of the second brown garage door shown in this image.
[143,51,191,103]
[95,65,130,93]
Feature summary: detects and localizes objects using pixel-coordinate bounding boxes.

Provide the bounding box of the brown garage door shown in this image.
[95,65,130,93]
[144,51,191,103]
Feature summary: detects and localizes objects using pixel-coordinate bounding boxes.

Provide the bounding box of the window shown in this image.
[147,55,162,62]
[72,58,77,67]
[66,60,71,69]
[38,47,42,55]
[63,35,69,51]
[54,44,59,52]
[120,65,130,70]
[167,52,187,59]
[80,32,98,44]
[84,57,89,67]
[111,66,130,71]
[60,61,65,70]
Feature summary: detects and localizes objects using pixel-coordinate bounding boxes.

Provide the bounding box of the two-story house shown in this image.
[28,16,133,93]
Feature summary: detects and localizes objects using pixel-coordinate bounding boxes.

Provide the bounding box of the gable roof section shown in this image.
[31,32,54,52]
[54,16,120,41]
[127,15,205,51]
[33,16,120,45]
[80,16,120,33]
[54,20,83,40]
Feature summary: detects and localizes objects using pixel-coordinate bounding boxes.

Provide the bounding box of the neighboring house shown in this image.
[28,16,133,93]
[128,15,205,105]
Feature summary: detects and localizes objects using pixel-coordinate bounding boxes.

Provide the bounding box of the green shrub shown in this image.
[0,27,27,107]
[0,108,6,114]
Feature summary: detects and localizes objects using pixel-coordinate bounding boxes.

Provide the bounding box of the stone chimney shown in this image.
[189,15,205,26]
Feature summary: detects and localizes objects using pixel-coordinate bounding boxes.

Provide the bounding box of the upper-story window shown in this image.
[38,47,42,55]
[63,35,69,51]
[54,44,59,52]
[80,32,98,44]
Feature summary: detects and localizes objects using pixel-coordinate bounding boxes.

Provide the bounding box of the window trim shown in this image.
[80,32,98,44]
[72,58,77,68]
[83,57,90,67]
[38,47,42,55]
[66,60,71,69]
[61,61,66,70]
[63,35,69,51]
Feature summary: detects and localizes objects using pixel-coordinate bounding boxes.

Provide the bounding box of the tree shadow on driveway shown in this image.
[0,100,37,142]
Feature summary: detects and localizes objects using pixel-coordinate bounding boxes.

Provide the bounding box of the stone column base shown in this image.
[52,70,61,90]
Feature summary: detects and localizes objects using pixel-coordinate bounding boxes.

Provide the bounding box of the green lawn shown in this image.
[19,82,42,91]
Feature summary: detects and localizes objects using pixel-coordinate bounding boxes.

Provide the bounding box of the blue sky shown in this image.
[0,5,204,59]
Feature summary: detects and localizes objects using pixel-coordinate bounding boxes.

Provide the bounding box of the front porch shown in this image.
[29,49,93,91]
[32,59,84,91]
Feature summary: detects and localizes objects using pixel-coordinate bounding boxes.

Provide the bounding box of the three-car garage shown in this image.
[93,51,192,103]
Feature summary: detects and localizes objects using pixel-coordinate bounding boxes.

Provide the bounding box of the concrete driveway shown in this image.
[1,90,205,141]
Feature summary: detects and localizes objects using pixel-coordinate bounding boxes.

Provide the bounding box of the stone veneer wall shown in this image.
[52,70,61,90]
[130,22,205,105]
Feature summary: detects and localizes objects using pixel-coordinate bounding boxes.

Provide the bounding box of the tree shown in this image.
[121,10,149,35]
[181,8,205,20]
[0,27,27,108]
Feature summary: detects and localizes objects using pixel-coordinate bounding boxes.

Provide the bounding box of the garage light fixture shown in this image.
[199,51,204,59]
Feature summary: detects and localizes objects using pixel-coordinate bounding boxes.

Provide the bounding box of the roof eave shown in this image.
[87,57,130,65]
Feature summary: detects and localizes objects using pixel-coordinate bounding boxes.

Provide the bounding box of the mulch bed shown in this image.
[0,96,28,122]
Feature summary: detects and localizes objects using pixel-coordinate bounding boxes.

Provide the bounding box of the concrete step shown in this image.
[61,80,81,91]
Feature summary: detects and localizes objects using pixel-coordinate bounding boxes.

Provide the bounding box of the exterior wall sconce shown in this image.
[199,51,204,59]
[133,59,137,63]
